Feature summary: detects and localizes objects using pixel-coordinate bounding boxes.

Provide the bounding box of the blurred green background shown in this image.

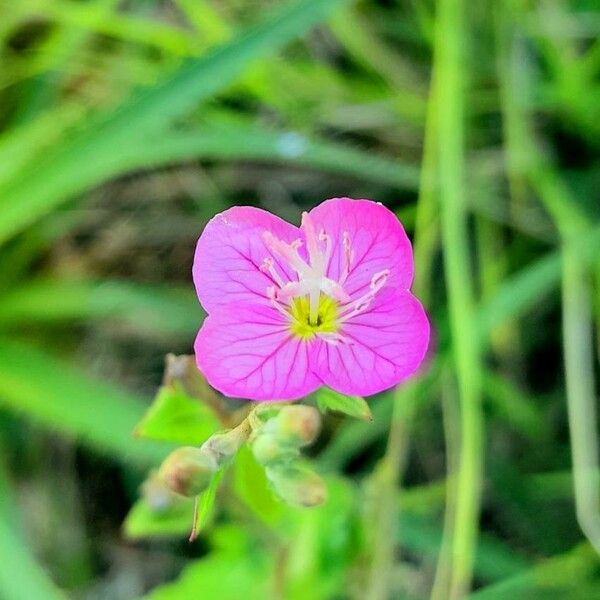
[1,0,600,598]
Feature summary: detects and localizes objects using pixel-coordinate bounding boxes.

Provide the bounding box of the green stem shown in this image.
[562,250,600,553]
[430,368,459,600]
[433,0,484,595]
[365,383,418,600]
[413,62,439,306]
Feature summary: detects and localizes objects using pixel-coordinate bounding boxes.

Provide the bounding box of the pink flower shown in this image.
[193,198,430,401]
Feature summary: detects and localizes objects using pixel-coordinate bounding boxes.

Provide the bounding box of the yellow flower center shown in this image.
[289,295,339,340]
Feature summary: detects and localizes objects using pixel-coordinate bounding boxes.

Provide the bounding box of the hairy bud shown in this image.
[251,433,290,466]
[142,471,175,512]
[274,405,321,446]
[201,420,251,466]
[159,447,217,498]
[267,465,327,507]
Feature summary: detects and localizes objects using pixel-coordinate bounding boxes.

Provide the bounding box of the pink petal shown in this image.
[193,206,301,313]
[315,288,430,397]
[308,198,414,299]
[194,303,321,401]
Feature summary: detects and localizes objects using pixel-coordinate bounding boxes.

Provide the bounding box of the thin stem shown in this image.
[365,383,418,600]
[562,250,600,554]
[430,368,459,600]
[413,62,439,307]
[433,0,484,595]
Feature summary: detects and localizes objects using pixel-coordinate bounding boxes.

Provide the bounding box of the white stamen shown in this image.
[267,286,294,318]
[260,257,285,288]
[317,331,353,345]
[339,231,354,285]
[260,217,390,331]
[263,231,310,275]
[370,269,389,292]
[338,270,390,323]
[301,212,323,274]
[319,230,332,272]
[277,280,312,302]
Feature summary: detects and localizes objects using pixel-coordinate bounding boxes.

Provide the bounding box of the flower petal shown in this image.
[194,303,321,401]
[193,206,301,312]
[308,198,414,298]
[315,288,430,397]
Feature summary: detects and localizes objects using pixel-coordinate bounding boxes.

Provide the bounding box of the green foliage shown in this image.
[469,544,600,599]
[0,336,167,466]
[123,496,194,540]
[0,463,65,600]
[1,0,600,597]
[191,468,226,538]
[0,279,203,336]
[234,445,286,527]
[0,0,351,245]
[316,387,373,421]
[143,527,273,600]
[135,384,220,446]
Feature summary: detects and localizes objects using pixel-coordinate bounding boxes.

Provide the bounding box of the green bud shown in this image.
[201,420,251,466]
[275,405,321,447]
[141,470,175,512]
[251,432,292,466]
[267,465,327,508]
[158,447,217,498]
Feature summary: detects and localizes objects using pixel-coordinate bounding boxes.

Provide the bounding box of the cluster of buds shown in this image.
[250,405,327,507]
[149,403,326,510]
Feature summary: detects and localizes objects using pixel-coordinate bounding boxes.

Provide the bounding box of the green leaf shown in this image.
[190,469,226,539]
[283,478,360,599]
[467,544,599,599]
[143,528,271,600]
[234,445,284,527]
[134,384,220,446]
[121,124,419,191]
[123,497,194,540]
[316,387,373,421]
[0,336,168,467]
[0,0,350,245]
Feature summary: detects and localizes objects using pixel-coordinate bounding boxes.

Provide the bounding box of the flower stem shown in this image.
[433,0,484,596]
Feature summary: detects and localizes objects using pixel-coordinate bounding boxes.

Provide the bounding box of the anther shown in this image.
[317,332,353,346]
[370,270,389,291]
[340,231,354,284]
[260,257,285,288]
[319,230,332,271]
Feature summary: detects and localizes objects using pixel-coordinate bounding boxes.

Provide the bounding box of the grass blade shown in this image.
[0,0,349,245]
[0,279,202,336]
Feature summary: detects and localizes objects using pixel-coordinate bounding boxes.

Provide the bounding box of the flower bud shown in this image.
[201,420,251,466]
[267,465,327,508]
[142,470,175,512]
[251,432,291,466]
[274,405,321,447]
[158,447,217,498]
